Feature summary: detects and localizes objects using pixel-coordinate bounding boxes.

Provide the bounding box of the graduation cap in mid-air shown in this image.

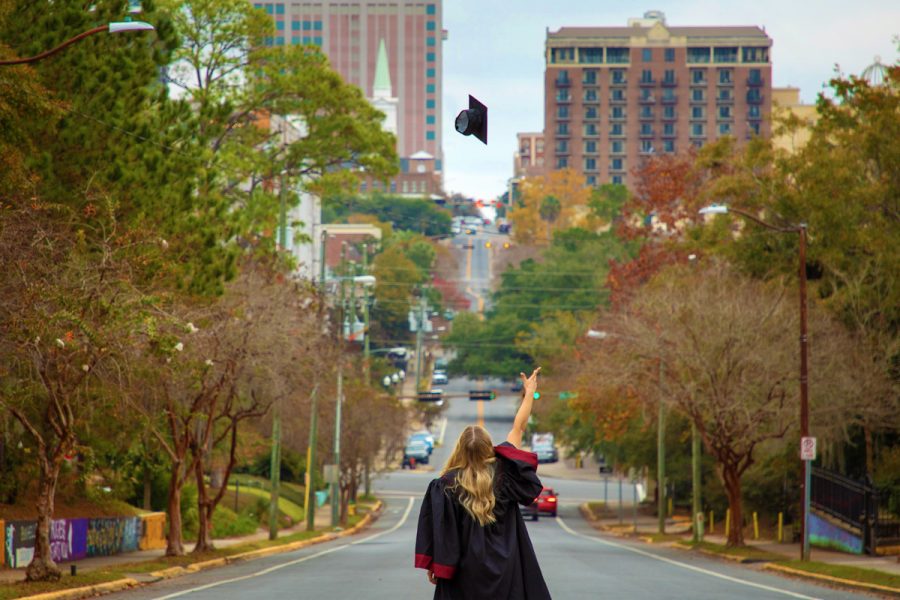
[455,94,487,145]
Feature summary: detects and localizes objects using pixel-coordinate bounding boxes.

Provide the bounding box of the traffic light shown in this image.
[455,95,487,145]
[417,391,443,402]
[502,242,510,249]
[485,241,492,249]
[469,390,496,401]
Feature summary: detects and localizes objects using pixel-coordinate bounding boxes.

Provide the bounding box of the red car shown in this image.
[536,487,558,516]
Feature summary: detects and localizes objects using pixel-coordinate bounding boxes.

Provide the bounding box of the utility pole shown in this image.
[692,421,702,542]
[658,399,666,535]
[414,290,426,392]
[361,244,372,498]
[331,243,347,527]
[304,385,319,532]
[268,166,288,541]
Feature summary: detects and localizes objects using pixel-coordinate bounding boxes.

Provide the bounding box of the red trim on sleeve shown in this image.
[432,562,457,579]
[494,443,538,469]
[415,553,432,570]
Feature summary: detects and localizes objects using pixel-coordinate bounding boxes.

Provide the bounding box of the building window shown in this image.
[557,105,569,119]
[718,105,732,119]
[276,21,284,30]
[426,21,436,31]
[742,46,769,63]
[556,89,570,102]
[426,83,435,93]
[556,70,570,85]
[664,105,675,119]
[718,69,733,84]
[556,140,568,153]
[557,123,569,135]
[641,69,653,84]
[665,48,675,62]
[747,89,762,102]
[291,36,300,44]
[579,48,603,64]
[586,175,597,186]
[426,115,436,124]
[314,21,322,30]
[662,88,676,102]
[663,69,675,84]
[585,106,598,119]
[303,21,312,30]
[692,89,705,102]
[313,36,322,46]
[275,36,284,45]
[749,122,761,135]
[584,123,598,136]
[687,47,710,63]
[426,3,436,15]
[275,3,284,14]
[719,123,732,135]
[611,69,626,84]
[550,47,575,63]
[427,37,436,47]
[640,106,653,118]
[584,89,598,102]
[713,47,738,63]
[557,157,568,168]
[611,88,625,101]
[427,52,435,62]
[585,158,597,171]
[718,89,732,101]
[610,140,623,153]
[748,68,762,84]
[692,123,705,137]
[611,106,624,119]
[606,47,629,64]
[640,123,653,135]
[426,99,436,109]
[426,130,436,140]
[583,69,597,84]
[692,106,705,119]
[691,69,707,84]
[748,105,761,118]
[642,48,652,62]
[611,123,623,136]
[640,140,654,153]
[291,20,300,30]
[427,67,436,78]
[585,140,597,153]
[664,123,675,136]
[612,175,623,184]
[663,140,675,153]
[611,158,623,170]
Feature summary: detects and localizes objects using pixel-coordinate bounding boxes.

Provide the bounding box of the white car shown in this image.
[430,388,445,407]
[432,372,448,385]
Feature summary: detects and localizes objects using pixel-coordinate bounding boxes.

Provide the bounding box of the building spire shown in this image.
[373,38,392,98]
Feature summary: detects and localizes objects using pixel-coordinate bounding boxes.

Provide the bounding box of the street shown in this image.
[104,388,868,599]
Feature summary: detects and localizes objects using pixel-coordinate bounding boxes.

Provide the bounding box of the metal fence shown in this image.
[811,466,900,554]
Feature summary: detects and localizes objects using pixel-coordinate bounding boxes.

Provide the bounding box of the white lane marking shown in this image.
[152,497,416,599]
[437,417,449,446]
[555,516,821,600]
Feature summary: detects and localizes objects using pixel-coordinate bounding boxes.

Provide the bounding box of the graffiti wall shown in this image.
[810,512,864,554]
[3,514,165,568]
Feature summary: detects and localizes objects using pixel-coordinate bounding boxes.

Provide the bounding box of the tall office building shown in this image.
[254,1,445,196]
[544,11,772,187]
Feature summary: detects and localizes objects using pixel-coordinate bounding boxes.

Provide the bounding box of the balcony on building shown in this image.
[662,128,677,139]
[747,73,765,86]
[555,73,571,88]
[639,110,654,121]
[639,75,656,87]
[716,92,734,104]
[661,75,678,87]
[555,91,571,104]
[746,91,764,104]
[639,93,656,105]
[639,129,655,139]
[661,93,677,105]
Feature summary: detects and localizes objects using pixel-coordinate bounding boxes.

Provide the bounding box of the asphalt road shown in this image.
[106,389,869,599]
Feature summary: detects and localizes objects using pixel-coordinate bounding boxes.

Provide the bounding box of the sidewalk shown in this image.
[537,451,605,482]
[0,502,340,584]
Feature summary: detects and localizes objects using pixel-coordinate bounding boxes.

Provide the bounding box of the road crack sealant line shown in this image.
[149,497,416,600]
[554,515,823,600]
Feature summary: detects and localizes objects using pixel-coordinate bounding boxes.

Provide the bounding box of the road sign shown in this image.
[417,391,443,402]
[800,436,817,461]
[469,390,495,401]
[323,464,339,484]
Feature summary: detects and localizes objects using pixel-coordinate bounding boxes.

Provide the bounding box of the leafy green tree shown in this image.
[324,193,452,237]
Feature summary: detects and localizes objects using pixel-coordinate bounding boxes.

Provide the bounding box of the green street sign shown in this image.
[559,391,578,400]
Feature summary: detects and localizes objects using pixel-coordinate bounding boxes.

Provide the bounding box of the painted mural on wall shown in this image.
[4,515,154,568]
[810,513,864,554]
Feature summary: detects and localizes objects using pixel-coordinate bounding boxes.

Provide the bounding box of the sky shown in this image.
[439,0,900,201]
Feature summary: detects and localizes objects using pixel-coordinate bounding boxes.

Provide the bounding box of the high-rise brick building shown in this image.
[544,11,772,187]
[254,1,444,195]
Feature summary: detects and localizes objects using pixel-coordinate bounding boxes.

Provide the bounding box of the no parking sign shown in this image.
[800,437,817,461]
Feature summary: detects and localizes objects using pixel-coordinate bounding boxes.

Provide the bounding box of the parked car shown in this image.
[533,444,559,464]
[432,371,448,385]
[408,431,434,454]
[510,379,523,392]
[534,487,559,517]
[483,218,492,226]
[498,223,511,234]
[403,439,430,465]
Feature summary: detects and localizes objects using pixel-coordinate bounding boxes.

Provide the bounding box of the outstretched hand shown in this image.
[519,367,541,397]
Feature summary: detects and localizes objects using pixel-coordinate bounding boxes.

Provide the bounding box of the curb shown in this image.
[17,501,385,600]
[14,578,139,600]
[764,563,900,597]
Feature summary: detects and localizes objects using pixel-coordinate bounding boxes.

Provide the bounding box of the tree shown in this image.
[593,261,867,546]
[508,169,595,244]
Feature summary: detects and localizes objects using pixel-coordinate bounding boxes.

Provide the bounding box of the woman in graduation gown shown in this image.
[414,368,552,599]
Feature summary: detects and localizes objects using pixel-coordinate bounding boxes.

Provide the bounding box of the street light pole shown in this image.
[304,384,319,532]
[0,22,155,66]
[331,243,347,527]
[699,204,810,559]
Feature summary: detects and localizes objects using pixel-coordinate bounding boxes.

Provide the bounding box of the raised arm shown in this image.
[506,367,540,448]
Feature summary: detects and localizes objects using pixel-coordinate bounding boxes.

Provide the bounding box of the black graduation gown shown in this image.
[414,442,552,600]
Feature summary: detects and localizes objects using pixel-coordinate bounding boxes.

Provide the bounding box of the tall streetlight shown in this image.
[699,203,810,560]
[0,22,155,66]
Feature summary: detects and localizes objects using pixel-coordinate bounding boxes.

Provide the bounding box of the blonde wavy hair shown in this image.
[441,425,497,526]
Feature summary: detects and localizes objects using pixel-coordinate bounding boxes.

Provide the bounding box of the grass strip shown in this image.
[677,540,787,562]
[775,560,900,591]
